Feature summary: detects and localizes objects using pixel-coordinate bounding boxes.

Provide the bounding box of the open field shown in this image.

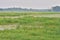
[0,12,60,18]
[0,12,60,40]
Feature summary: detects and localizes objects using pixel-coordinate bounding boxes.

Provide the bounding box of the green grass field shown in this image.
[0,12,60,40]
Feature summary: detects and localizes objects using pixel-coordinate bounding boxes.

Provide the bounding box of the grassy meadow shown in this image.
[0,12,60,40]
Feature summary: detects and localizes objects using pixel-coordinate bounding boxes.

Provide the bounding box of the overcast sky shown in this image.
[0,0,60,9]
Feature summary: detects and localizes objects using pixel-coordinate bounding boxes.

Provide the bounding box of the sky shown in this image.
[0,0,60,9]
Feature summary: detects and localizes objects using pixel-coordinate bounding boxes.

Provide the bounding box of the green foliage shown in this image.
[0,12,60,40]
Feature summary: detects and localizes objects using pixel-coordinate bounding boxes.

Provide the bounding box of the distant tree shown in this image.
[52,6,60,12]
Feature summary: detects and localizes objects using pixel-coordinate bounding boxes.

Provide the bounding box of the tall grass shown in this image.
[0,12,60,40]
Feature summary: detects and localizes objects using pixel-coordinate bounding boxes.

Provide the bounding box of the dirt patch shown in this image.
[0,24,17,30]
[0,16,19,18]
[33,14,60,18]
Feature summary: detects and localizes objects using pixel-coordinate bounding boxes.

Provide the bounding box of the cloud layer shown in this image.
[0,0,60,9]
